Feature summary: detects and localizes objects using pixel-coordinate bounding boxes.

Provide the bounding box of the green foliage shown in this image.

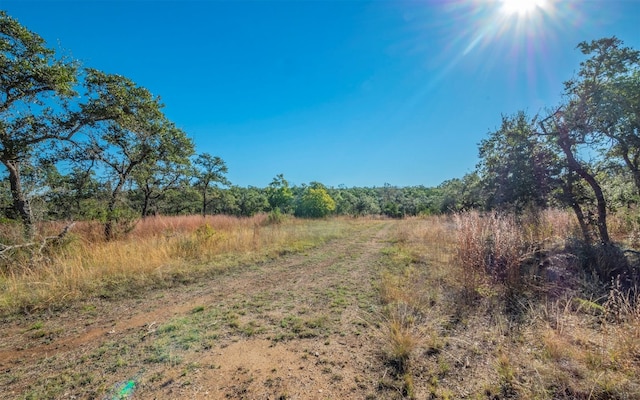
[478,111,557,212]
[295,185,336,218]
[383,201,403,218]
[539,37,640,244]
[353,192,381,216]
[81,71,196,239]
[132,157,193,217]
[265,208,286,225]
[266,174,294,214]
[159,185,201,215]
[193,153,229,217]
[0,11,79,238]
[434,173,484,213]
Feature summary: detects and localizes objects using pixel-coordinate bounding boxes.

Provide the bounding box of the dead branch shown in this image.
[0,222,76,262]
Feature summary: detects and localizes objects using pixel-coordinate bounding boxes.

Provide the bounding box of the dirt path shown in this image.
[0,220,396,399]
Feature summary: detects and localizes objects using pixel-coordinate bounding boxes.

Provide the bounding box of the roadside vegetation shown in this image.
[378,213,640,398]
[0,214,356,315]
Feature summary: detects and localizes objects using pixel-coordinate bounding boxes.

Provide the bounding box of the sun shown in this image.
[500,0,546,16]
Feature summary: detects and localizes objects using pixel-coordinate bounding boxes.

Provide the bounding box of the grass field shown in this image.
[0,214,353,315]
[0,213,638,399]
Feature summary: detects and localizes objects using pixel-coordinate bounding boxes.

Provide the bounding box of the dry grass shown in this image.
[0,214,355,315]
[377,217,454,398]
[453,210,577,301]
[379,213,640,399]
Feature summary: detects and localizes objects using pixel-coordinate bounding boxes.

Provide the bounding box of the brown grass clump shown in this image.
[0,214,352,315]
[453,210,578,301]
[454,211,529,299]
[378,213,640,398]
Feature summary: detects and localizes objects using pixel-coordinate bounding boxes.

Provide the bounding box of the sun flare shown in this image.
[500,0,546,16]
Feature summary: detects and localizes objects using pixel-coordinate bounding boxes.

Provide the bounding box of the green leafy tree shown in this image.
[539,38,640,244]
[232,186,269,217]
[329,187,357,216]
[208,187,238,215]
[159,183,201,215]
[565,38,640,195]
[266,174,294,213]
[295,183,336,218]
[0,11,78,238]
[380,184,405,218]
[353,189,381,216]
[132,157,193,217]
[60,166,105,220]
[433,174,484,214]
[478,111,557,212]
[81,70,195,239]
[193,153,229,217]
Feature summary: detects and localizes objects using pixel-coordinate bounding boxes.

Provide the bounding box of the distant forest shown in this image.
[1,9,639,246]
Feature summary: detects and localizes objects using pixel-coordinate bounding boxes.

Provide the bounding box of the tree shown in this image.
[538,38,640,244]
[64,166,105,220]
[295,183,336,218]
[353,189,381,216]
[193,153,229,217]
[232,186,269,217]
[330,187,357,216]
[132,157,192,217]
[81,70,195,239]
[266,174,294,213]
[539,107,611,244]
[380,184,405,218]
[159,183,201,215]
[478,111,557,212]
[567,38,640,195]
[0,11,78,238]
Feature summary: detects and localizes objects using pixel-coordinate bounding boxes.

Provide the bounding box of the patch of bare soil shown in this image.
[0,221,395,399]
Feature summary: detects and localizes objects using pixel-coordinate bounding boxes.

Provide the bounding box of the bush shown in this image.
[264,209,286,225]
[295,187,336,218]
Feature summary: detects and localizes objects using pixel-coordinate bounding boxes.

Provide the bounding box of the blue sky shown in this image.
[2,0,639,188]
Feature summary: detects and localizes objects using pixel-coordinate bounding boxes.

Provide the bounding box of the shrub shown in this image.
[264,209,286,225]
[295,187,336,218]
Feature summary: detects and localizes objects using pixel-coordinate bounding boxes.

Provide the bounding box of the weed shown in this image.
[190,305,205,313]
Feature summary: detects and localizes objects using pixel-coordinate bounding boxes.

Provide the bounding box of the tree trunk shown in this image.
[104,180,124,241]
[620,149,640,197]
[560,178,592,243]
[141,185,151,218]
[557,130,611,244]
[4,160,35,240]
[201,183,208,218]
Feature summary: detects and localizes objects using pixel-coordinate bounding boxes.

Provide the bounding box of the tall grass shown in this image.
[0,214,353,315]
[379,213,640,398]
[453,210,577,300]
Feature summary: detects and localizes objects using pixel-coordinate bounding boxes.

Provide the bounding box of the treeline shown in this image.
[2,7,639,249]
[0,165,450,222]
[0,10,455,242]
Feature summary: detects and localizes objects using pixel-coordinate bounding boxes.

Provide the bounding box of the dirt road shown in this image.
[0,220,395,399]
